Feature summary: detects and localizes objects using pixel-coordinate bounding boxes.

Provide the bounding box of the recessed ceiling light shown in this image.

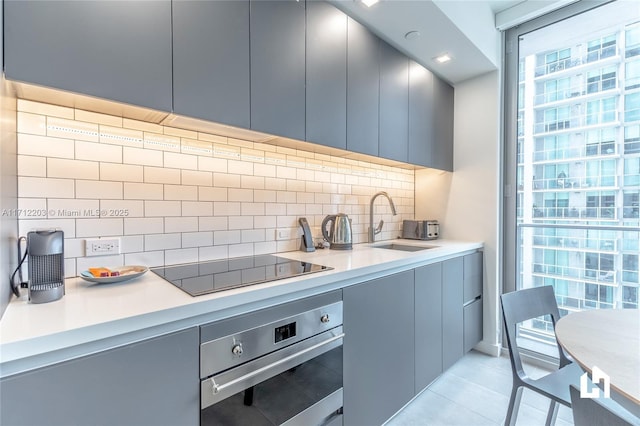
[434,54,452,64]
[404,31,421,40]
[362,0,379,7]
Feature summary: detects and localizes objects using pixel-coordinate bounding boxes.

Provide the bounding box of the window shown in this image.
[623,254,639,284]
[538,106,571,132]
[625,92,640,122]
[586,128,616,156]
[624,125,640,153]
[541,78,571,103]
[587,34,617,62]
[626,22,640,58]
[627,60,640,89]
[586,66,616,93]
[623,286,638,308]
[586,159,616,187]
[586,97,616,125]
[586,191,616,219]
[539,48,572,74]
[623,190,639,218]
[534,135,571,161]
[624,160,640,187]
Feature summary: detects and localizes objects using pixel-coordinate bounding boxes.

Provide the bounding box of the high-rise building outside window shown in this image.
[514,1,640,355]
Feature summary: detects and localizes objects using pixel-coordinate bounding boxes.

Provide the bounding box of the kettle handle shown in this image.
[321,215,336,242]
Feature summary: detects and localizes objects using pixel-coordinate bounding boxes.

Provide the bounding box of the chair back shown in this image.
[500,286,571,377]
[570,385,640,426]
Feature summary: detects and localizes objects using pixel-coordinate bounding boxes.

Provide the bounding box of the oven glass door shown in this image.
[201,345,343,426]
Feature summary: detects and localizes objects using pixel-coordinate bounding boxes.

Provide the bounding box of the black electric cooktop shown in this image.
[151,255,333,296]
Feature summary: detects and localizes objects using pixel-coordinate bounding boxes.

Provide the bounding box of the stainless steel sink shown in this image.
[372,243,437,252]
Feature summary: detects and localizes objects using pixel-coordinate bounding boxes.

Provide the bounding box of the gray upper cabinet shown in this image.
[4,1,172,112]
[306,2,347,150]
[379,40,409,163]
[0,328,199,426]
[250,0,306,141]
[431,76,455,171]
[346,18,379,157]
[409,61,435,168]
[343,270,415,426]
[173,0,250,129]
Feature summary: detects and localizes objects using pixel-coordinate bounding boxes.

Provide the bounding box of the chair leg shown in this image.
[545,400,559,426]
[504,386,523,426]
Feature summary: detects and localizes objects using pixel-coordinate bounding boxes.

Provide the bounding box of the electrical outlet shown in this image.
[275,228,292,241]
[85,238,121,257]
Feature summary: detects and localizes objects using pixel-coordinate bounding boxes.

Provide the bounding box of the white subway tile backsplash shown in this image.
[47,117,99,142]
[18,133,74,159]
[18,198,47,214]
[182,231,214,248]
[182,201,213,217]
[76,180,123,200]
[19,177,74,198]
[165,216,198,233]
[124,146,163,166]
[100,163,143,182]
[76,141,122,164]
[17,112,46,135]
[125,251,164,267]
[165,248,198,265]
[18,155,47,177]
[48,158,99,180]
[16,101,415,276]
[182,170,212,186]
[144,166,180,184]
[124,183,163,200]
[145,233,181,251]
[76,218,123,237]
[165,185,198,201]
[145,200,181,217]
[124,218,163,235]
[164,152,197,170]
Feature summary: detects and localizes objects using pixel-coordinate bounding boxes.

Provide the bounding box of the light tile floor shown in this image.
[387,350,574,426]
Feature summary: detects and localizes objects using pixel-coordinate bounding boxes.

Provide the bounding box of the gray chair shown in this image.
[570,385,640,426]
[500,285,583,426]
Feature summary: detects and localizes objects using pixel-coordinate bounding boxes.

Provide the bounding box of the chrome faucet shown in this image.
[369,191,398,243]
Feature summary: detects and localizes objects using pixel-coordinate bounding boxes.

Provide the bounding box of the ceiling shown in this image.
[330,0,571,85]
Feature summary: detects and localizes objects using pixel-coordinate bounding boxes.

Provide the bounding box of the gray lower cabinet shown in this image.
[442,256,464,371]
[172,0,250,129]
[0,328,199,426]
[463,252,484,352]
[306,2,347,150]
[4,0,172,112]
[250,0,306,141]
[378,41,409,163]
[414,262,443,393]
[346,17,380,157]
[343,270,415,426]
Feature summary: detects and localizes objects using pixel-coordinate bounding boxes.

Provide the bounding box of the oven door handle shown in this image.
[210,333,344,395]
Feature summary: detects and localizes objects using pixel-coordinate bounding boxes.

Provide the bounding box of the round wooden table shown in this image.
[555,309,640,416]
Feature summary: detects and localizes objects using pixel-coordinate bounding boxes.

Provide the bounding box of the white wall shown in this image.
[415,70,501,356]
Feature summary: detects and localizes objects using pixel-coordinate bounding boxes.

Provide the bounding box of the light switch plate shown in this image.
[85,238,121,256]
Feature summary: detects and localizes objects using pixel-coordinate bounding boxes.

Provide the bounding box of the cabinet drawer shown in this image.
[463,298,483,353]
[463,252,483,302]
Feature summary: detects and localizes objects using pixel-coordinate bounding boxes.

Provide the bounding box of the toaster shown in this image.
[402,220,439,240]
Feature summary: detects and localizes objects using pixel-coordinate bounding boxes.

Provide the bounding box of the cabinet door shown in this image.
[408,61,435,167]
[442,257,464,371]
[431,77,455,171]
[343,270,414,426]
[306,2,347,149]
[463,252,483,303]
[0,328,199,426]
[346,18,379,157]
[173,0,250,129]
[4,1,172,112]
[464,299,483,353]
[250,0,306,141]
[379,41,409,163]
[415,263,443,393]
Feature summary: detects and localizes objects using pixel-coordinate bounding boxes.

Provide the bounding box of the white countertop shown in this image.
[0,239,482,378]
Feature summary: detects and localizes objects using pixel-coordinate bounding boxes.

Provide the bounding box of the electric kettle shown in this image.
[321,213,353,250]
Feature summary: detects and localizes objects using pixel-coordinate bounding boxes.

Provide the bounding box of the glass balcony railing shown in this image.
[531,235,617,251]
[534,82,618,106]
[534,47,619,77]
[532,143,617,162]
[534,112,621,134]
[532,175,618,190]
[531,206,618,220]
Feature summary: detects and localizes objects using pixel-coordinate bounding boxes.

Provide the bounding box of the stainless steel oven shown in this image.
[200,291,344,426]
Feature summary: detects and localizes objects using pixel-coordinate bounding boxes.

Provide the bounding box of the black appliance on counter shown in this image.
[151,255,332,297]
